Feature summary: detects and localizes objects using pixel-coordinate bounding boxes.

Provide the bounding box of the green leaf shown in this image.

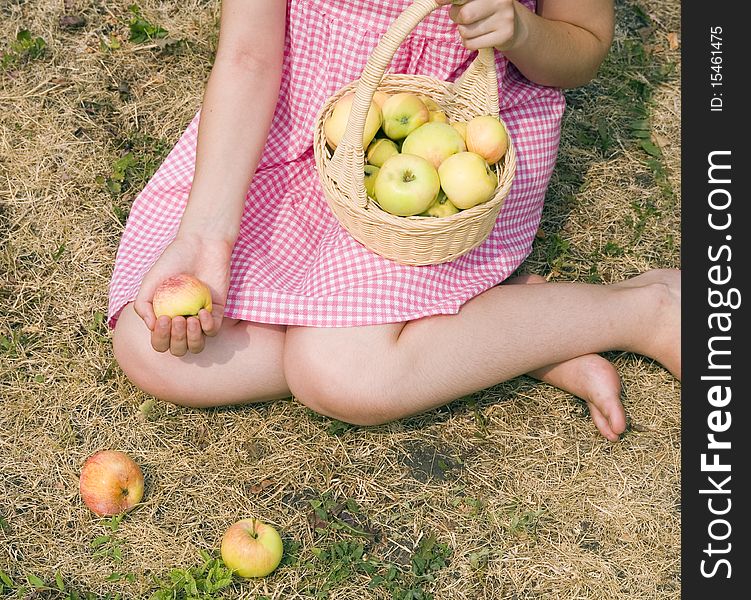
[27,573,46,589]
[55,571,65,591]
[639,139,662,158]
[91,535,112,548]
[0,570,13,586]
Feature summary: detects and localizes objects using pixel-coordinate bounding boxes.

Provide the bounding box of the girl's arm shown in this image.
[438,0,614,89]
[133,0,286,351]
[177,0,287,245]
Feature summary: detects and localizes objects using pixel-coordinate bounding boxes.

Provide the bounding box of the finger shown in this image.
[186,316,206,354]
[169,316,189,357]
[151,315,171,353]
[199,307,220,337]
[134,292,157,331]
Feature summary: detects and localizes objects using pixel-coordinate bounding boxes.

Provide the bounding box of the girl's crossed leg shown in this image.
[112,270,679,441]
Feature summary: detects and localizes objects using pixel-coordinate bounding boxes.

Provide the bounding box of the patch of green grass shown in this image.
[2,29,47,69]
[128,5,168,44]
[149,551,234,600]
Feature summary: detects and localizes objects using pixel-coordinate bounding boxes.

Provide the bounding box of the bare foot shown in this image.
[505,273,627,441]
[529,355,626,442]
[613,269,681,380]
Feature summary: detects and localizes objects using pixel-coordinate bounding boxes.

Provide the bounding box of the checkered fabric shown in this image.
[107,0,565,328]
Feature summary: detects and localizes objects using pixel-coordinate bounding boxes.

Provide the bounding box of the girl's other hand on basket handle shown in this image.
[436,0,528,52]
[134,233,232,356]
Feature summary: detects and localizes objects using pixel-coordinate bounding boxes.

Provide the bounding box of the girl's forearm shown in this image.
[504,2,612,88]
[178,55,283,242]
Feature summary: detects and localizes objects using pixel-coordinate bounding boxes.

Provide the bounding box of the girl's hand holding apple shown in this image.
[134,232,232,356]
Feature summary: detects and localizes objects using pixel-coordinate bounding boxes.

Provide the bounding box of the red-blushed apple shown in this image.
[465,115,509,164]
[221,518,284,578]
[364,164,380,198]
[152,273,212,319]
[450,120,467,142]
[420,190,460,217]
[401,122,466,170]
[374,153,440,216]
[324,93,382,150]
[438,151,498,209]
[366,138,400,167]
[380,93,430,141]
[79,450,144,516]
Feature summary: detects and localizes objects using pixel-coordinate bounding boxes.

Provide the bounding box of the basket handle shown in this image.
[328,0,500,208]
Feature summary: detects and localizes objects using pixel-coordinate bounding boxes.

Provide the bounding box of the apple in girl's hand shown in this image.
[465,115,509,164]
[221,518,284,578]
[324,93,382,150]
[401,122,466,170]
[79,450,144,516]
[152,273,212,319]
[438,151,498,209]
[366,138,400,167]
[420,190,460,217]
[374,153,440,216]
[380,93,430,141]
[450,120,467,142]
[364,164,379,198]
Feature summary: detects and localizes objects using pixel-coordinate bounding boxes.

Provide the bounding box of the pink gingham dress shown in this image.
[107,0,565,328]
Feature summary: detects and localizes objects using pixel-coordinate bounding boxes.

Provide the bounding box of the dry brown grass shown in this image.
[1,1,680,598]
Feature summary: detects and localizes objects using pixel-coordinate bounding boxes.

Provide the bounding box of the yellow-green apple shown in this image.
[380,93,429,141]
[374,153,440,216]
[419,95,449,123]
[373,90,390,110]
[366,138,399,167]
[450,120,467,142]
[438,151,498,209]
[79,450,144,516]
[465,115,509,164]
[364,164,379,198]
[221,518,284,578]
[324,93,382,150]
[420,190,460,217]
[152,273,212,319]
[401,122,466,170]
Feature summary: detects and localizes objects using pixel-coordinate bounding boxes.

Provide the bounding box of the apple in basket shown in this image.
[79,450,144,516]
[465,115,509,164]
[152,273,212,319]
[324,93,383,150]
[372,90,390,109]
[380,93,430,141]
[364,164,379,199]
[366,138,400,167]
[374,153,440,216]
[420,190,460,217]
[420,95,449,123]
[401,122,466,170]
[438,151,498,210]
[221,517,284,578]
[450,120,468,142]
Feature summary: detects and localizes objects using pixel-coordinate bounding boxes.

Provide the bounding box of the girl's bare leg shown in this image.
[283,270,680,432]
[112,303,290,407]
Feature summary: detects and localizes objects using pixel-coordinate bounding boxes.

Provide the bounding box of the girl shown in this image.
[109,0,680,442]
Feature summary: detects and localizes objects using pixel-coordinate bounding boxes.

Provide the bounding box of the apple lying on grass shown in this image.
[380,93,430,141]
[324,93,383,150]
[374,153,440,217]
[152,273,212,319]
[79,450,144,516]
[438,151,498,209]
[465,115,509,164]
[401,121,466,170]
[221,517,284,578]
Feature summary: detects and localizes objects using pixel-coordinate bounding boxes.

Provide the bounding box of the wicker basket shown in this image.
[313,0,516,266]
